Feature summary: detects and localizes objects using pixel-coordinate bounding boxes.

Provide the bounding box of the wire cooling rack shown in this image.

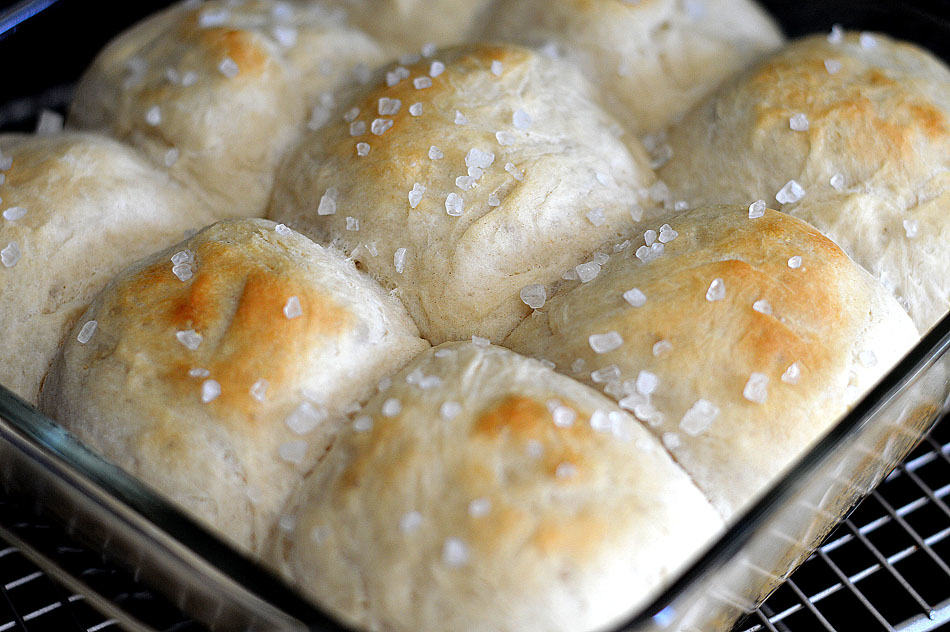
[0,414,944,632]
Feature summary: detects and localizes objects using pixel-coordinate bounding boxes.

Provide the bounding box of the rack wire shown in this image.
[0,414,945,632]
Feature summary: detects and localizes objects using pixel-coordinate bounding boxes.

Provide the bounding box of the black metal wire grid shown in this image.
[733,415,950,632]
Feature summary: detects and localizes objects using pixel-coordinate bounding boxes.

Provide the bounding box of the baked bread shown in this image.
[0,132,217,404]
[334,0,495,51]
[505,205,918,518]
[271,342,723,632]
[269,43,658,344]
[40,219,428,554]
[69,0,395,218]
[485,0,784,136]
[658,32,950,332]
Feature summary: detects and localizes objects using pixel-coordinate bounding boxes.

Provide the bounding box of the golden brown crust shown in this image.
[272,342,723,632]
[505,206,918,518]
[41,219,428,554]
[660,32,950,331]
[269,43,657,343]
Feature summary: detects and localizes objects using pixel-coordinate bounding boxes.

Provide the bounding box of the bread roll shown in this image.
[69,0,394,218]
[269,43,658,343]
[41,219,428,554]
[271,342,723,632]
[335,0,494,50]
[485,0,783,136]
[0,132,217,404]
[505,206,918,518]
[659,32,950,331]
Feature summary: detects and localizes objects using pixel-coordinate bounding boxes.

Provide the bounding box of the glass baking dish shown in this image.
[1,1,948,631]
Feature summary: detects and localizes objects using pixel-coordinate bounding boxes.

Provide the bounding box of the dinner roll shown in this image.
[269,43,658,344]
[659,32,950,331]
[0,132,216,404]
[271,342,723,632]
[505,206,918,518]
[335,0,495,51]
[485,0,783,136]
[69,0,394,218]
[41,219,428,554]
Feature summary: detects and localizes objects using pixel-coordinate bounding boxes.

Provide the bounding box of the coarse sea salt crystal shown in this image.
[680,399,719,436]
[743,373,770,404]
[496,130,515,145]
[181,71,197,86]
[705,278,726,302]
[400,511,423,533]
[409,103,423,116]
[513,109,532,129]
[824,58,843,74]
[753,299,772,315]
[286,402,325,434]
[393,247,408,273]
[491,60,503,76]
[317,188,338,215]
[903,219,919,238]
[176,329,203,350]
[445,193,464,216]
[198,6,229,27]
[662,432,681,450]
[575,261,601,283]
[250,379,268,402]
[356,142,370,156]
[218,57,239,78]
[272,25,297,46]
[658,224,678,243]
[653,340,673,357]
[349,120,367,136]
[378,97,401,116]
[3,207,26,221]
[371,118,394,135]
[789,113,809,131]
[781,362,801,384]
[466,148,495,169]
[776,180,805,204]
[201,379,221,403]
[278,440,308,464]
[590,365,620,383]
[828,24,844,44]
[283,296,303,319]
[623,288,646,307]
[859,350,878,367]
[36,109,63,135]
[413,76,432,90]
[860,32,877,49]
[504,162,524,181]
[77,320,98,344]
[440,400,462,420]
[488,194,501,207]
[386,66,410,86]
[145,105,162,126]
[469,498,491,517]
[442,538,469,566]
[353,415,373,432]
[455,175,475,190]
[408,183,425,208]
[188,368,209,378]
[275,224,292,236]
[382,398,402,417]
[430,60,445,77]
[636,370,658,396]
[589,331,623,354]
[830,173,846,191]
[428,145,443,160]
[788,255,803,269]
[164,148,179,167]
[748,199,766,218]
[551,405,576,428]
[586,208,606,227]
[520,284,546,309]
[421,42,437,57]
[343,107,360,123]
[589,409,611,433]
